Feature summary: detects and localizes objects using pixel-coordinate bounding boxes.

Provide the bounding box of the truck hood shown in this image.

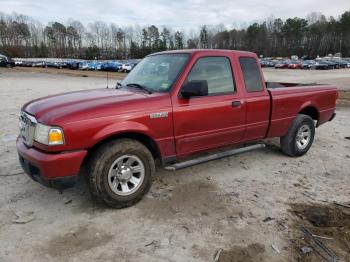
[24,88,166,125]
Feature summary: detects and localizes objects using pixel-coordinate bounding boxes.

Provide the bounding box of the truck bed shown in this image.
[266,83,337,138]
[266,81,321,89]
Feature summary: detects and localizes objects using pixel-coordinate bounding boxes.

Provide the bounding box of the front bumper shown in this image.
[16,137,87,189]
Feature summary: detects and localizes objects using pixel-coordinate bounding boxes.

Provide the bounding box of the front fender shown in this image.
[92,120,157,145]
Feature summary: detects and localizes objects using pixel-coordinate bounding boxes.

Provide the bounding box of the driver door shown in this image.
[172,56,246,157]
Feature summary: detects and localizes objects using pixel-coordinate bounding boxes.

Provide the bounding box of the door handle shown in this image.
[232,101,241,107]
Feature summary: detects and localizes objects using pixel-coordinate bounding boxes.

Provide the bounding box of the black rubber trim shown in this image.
[161,155,177,166]
[328,113,336,122]
[19,155,77,190]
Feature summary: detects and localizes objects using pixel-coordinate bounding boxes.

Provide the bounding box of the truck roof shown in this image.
[151,49,256,56]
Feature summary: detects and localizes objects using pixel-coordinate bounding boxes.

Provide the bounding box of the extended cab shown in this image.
[17,50,337,208]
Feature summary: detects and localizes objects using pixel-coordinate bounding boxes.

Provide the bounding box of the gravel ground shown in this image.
[0,68,349,262]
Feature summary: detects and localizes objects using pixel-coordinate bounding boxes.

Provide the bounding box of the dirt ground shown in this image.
[0,68,349,262]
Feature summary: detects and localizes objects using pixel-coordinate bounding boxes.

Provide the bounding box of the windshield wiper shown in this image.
[126,83,152,94]
[115,81,122,89]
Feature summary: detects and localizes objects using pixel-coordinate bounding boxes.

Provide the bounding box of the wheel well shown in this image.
[83,132,161,167]
[299,106,319,121]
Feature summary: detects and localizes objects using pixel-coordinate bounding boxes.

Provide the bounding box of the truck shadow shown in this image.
[35,140,286,215]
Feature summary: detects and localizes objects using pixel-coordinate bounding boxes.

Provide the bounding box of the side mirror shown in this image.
[181,80,208,99]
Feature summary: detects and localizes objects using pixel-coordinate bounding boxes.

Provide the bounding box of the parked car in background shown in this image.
[116,62,123,71]
[67,61,80,70]
[22,61,34,67]
[275,60,290,69]
[333,60,348,68]
[120,63,137,72]
[87,61,100,70]
[310,60,330,70]
[260,59,268,67]
[79,61,89,70]
[32,61,45,67]
[267,60,277,67]
[288,61,302,69]
[100,61,122,72]
[125,63,138,72]
[301,60,316,69]
[322,60,338,69]
[60,62,68,68]
[0,54,15,67]
[43,61,64,69]
[345,60,350,68]
[96,62,103,70]
[120,63,129,72]
[15,60,23,66]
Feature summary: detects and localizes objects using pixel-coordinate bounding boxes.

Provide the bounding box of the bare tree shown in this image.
[1,11,350,59]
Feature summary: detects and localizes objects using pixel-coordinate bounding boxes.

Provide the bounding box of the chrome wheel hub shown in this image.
[107,155,145,196]
[296,124,311,150]
[117,166,133,182]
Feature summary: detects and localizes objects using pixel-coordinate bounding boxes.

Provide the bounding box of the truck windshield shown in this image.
[121,54,189,92]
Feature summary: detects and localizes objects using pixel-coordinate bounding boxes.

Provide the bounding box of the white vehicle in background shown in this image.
[120,63,129,72]
[15,60,23,66]
[79,62,89,70]
[120,63,137,73]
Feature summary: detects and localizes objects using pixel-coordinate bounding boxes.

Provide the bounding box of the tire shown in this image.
[280,114,315,157]
[88,139,155,208]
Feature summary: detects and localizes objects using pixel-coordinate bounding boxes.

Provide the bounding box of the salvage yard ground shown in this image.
[0,68,349,261]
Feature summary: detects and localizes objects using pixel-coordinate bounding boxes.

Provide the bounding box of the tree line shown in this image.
[0,11,349,59]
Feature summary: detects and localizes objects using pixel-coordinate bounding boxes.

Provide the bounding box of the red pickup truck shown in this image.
[17,50,337,208]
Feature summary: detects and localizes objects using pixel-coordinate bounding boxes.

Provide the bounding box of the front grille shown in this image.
[19,111,37,147]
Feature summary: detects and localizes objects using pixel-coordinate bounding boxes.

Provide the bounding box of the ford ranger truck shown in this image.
[17,50,337,208]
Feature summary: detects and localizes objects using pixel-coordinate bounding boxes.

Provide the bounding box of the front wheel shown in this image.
[280,114,315,157]
[88,139,155,208]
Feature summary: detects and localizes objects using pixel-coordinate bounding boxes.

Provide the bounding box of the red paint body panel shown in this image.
[27,89,176,157]
[171,51,246,157]
[267,86,337,137]
[17,137,87,178]
[17,49,338,181]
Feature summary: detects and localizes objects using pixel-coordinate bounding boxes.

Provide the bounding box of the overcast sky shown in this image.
[1,0,349,29]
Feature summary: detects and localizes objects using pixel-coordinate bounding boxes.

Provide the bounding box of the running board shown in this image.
[164,143,266,171]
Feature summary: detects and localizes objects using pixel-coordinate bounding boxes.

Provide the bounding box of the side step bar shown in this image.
[164,143,266,171]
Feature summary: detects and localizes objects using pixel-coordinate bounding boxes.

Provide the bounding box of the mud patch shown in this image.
[291,203,350,227]
[218,243,265,262]
[44,224,113,257]
[137,179,240,222]
[289,203,350,261]
[71,198,108,216]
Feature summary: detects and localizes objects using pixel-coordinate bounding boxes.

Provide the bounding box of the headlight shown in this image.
[34,123,64,145]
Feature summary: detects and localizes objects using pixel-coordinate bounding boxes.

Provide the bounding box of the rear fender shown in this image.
[288,102,318,129]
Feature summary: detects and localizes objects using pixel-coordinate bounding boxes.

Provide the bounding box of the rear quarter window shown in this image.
[239,57,264,92]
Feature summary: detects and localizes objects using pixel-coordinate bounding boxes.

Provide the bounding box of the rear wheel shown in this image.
[280,114,315,157]
[88,139,155,208]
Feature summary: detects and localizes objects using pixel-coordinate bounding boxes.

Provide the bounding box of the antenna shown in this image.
[106,71,109,88]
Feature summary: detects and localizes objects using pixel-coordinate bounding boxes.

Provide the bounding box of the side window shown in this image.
[239,57,264,92]
[185,57,235,95]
